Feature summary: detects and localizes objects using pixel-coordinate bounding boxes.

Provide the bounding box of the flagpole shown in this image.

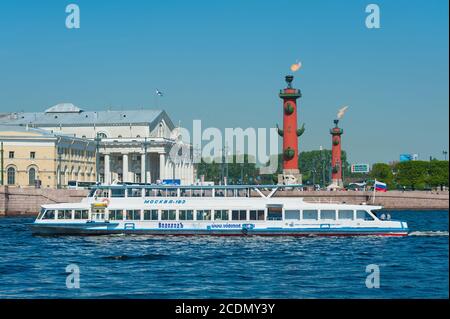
[372,179,376,204]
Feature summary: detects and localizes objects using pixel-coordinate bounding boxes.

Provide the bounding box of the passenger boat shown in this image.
[30,184,409,236]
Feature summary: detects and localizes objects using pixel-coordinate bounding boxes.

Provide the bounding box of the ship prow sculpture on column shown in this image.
[276,75,305,185]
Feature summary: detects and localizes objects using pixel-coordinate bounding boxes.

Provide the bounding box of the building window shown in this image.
[30,152,36,159]
[7,167,15,185]
[8,151,14,159]
[28,167,36,186]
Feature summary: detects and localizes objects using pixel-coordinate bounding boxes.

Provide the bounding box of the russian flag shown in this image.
[375,181,387,192]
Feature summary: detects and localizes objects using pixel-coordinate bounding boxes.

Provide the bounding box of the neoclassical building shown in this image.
[0,103,195,185]
[0,124,96,188]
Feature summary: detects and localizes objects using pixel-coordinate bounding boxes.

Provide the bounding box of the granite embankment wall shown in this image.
[0,186,448,216]
[271,190,449,210]
[0,186,88,216]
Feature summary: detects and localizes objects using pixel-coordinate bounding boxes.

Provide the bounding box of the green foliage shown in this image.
[427,160,449,188]
[393,160,449,190]
[196,151,449,189]
[370,163,394,188]
[196,154,259,184]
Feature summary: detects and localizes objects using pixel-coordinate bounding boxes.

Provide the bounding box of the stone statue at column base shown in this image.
[278,169,302,185]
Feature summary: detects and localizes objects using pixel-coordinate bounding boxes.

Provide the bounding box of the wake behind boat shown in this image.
[30,184,408,236]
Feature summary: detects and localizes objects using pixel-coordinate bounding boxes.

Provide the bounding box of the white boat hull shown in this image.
[31,220,409,237]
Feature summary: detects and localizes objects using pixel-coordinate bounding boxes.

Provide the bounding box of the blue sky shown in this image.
[0,0,448,164]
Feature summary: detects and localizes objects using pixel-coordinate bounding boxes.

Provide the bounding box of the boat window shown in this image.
[214,210,229,221]
[303,210,318,220]
[127,188,142,198]
[214,190,225,197]
[57,210,72,220]
[95,189,109,198]
[226,189,234,197]
[111,188,125,198]
[74,210,89,219]
[167,188,178,197]
[179,210,194,220]
[126,210,141,220]
[144,210,158,220]
[237,189,248,197]
[191,189,201,197]
[42,210,55,220]
[267,207,282,221]
[109,210,123,220]
[161,210,176,220]
[232,210,247,221]
[338,210,354,220]
[38,208,46,219]
[203,189,213,197]
[250,210,265,221]
[180,188,189,197]
[356,210,374,221]
[88,188,97,197]
[285,210,300,220]
[320,210,336,220]
[196,210,212,221]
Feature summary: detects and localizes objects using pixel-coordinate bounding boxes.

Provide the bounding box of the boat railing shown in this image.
[89,184,305,199]
[303,198,346,204]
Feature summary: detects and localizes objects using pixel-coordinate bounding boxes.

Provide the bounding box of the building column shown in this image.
[159,153,165,181]
[188,162,192,184]
[141,153,146,183]
[123,153,129,182]
[104,154,111,184]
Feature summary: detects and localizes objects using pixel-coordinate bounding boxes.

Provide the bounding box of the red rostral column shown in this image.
[277,75,304,184]
[330,119,344,187]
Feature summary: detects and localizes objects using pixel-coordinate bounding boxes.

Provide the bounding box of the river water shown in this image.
[0,210,448,298]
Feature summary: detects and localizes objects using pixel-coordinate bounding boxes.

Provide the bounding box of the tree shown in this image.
[195,154,258,184]
[370,163,394,188]
[427,160,449,189]
[394,161,429,190]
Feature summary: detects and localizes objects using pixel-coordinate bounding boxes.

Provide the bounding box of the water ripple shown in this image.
[0,211,448,298]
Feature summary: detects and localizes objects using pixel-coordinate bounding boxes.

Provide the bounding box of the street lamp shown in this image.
[94,134,101,184]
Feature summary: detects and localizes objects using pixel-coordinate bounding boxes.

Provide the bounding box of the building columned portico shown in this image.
[0,103,195,185]
[98,138,194,185]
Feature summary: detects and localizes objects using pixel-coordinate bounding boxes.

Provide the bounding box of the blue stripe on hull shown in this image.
[30,224,408,236]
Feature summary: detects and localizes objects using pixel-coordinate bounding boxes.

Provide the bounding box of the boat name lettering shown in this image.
[158,222,184,229]
[144,199,187,205]
[210,224,242,229]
